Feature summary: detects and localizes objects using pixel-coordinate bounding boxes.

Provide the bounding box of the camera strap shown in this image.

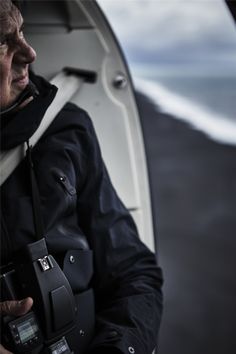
[26,141,45,240]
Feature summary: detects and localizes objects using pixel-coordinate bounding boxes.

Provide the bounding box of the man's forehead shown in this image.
[0,5,22,35]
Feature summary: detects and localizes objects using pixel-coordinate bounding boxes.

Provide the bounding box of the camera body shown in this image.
[0,238,77,354]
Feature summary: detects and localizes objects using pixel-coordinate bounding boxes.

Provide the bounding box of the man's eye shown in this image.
[19,30,24,39]
[0,38,7,47]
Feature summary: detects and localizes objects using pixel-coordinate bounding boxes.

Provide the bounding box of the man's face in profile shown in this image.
[0,1,36,110]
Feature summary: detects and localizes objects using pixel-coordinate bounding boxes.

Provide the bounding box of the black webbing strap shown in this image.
[26,141,45,241]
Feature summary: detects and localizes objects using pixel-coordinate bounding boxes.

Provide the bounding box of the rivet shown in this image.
[128,347,135,354]
[113,73,127,89]
[69,255,75,264]
[80,329,85,336]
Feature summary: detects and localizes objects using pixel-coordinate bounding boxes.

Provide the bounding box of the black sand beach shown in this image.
[136,91,236,354]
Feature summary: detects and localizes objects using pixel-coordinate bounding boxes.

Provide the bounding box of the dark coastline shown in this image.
[135,91,236,354]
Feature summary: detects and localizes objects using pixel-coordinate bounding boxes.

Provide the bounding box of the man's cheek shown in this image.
[0,45,8,58]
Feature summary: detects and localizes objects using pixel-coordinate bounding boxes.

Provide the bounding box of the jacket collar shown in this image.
[1,72,58,150]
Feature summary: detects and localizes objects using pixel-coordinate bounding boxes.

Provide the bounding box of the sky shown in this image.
[97,0,236,75]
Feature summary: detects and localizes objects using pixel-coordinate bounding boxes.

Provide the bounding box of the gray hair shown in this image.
[0,0,20,31]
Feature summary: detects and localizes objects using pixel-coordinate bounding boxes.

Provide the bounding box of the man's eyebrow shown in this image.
[2,21,24,38]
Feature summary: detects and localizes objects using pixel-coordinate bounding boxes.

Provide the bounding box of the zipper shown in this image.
[51,168,76,196]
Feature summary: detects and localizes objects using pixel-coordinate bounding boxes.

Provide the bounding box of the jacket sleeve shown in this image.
[76,113,163,354]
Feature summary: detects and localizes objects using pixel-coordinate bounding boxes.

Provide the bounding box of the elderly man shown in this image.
[0,1,163,353]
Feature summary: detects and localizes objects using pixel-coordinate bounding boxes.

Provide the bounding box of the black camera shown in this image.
[0,238,77,353]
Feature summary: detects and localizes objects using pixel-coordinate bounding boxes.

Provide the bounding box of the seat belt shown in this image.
[0,68,96,186]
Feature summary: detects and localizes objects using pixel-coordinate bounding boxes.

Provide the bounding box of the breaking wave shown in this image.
[134,77,236,146]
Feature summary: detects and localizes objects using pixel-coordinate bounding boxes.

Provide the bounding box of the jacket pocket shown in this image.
[49,167,77,217]
[63,250,93,293]
[65,288,95,354]
[51,167,77,196]
[63,251,95,354]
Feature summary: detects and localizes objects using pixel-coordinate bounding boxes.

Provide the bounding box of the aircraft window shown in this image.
[98,0,236,145]
[97,2,236,354]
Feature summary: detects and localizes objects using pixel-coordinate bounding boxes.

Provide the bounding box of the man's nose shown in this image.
[13,39,37,65]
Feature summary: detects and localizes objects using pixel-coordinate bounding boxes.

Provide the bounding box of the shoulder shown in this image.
[34,103,99,191]
[38,102,100,162]
[48,102,95,134]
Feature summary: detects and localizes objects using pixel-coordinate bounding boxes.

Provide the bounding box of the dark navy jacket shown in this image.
[0,74,163,354]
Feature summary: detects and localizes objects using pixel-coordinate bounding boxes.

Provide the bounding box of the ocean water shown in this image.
[133,74,236,146]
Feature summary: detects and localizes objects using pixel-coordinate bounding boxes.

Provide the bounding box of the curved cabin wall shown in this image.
[23,0,155,251]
